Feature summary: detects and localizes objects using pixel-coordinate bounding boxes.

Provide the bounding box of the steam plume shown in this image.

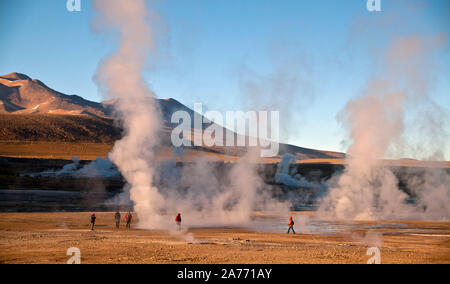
[93,0,164,228]
[318,35,450,221]
[92,0,286,229]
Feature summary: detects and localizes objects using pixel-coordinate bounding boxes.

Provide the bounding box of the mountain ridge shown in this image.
[0,72,345,160]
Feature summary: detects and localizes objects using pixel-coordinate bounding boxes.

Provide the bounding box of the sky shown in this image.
[0,0,449,157]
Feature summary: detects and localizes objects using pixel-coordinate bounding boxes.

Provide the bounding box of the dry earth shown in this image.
[0,212,449,264]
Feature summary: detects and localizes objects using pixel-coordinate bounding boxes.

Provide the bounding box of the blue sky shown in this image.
[0,0,449,157]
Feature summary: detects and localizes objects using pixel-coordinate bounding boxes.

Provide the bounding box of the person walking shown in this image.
[287,216,296,234]
[175,213,182,231]
[114,211,121,228]
[90,213,96,231]
[125,212,132,229]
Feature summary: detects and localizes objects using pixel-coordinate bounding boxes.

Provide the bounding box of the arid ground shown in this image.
[0,212,448,264]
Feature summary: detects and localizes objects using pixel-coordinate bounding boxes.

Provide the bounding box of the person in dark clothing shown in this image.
[175,213,182,231]
[90,213,96,231]
[114,211,121,228]
[125,212,132,229]
[287,216,296,234]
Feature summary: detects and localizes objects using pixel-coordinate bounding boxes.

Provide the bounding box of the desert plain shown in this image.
[0,211,449,264]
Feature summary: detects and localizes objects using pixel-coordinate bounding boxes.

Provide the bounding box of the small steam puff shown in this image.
[352,230,384,248]
[38,156,120,179]
[275,154,324,189]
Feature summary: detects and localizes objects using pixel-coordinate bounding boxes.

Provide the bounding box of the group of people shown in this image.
[89,212,182,231]
[90,212,297,234]
[90,211,133,231]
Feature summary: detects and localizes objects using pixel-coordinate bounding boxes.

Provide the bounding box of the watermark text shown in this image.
[171,103,280,157]
[367,0,381,12]
[67,0,81,12]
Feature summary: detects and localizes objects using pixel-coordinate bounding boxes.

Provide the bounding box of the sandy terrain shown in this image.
[0,142,113,161]
[2,142,449,169]
[0,212,448,264]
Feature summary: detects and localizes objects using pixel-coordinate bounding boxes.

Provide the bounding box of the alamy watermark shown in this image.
[366,247,381,264]
[66,0,81,12]
[67,247,81,264]
[171,103,280,157]
[367,0,381,12]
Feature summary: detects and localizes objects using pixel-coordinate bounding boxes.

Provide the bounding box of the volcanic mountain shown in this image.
[0,73,109,117]
[0,72,345,161]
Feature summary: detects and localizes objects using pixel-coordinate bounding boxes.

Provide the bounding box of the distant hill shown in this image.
[0,114,121,143]
[0,72,346,161]
[0,72,109,117]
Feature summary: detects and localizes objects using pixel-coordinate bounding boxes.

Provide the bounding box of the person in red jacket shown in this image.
[125,212,132,229]
[287,216,296,234]
[175,213,182,230]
